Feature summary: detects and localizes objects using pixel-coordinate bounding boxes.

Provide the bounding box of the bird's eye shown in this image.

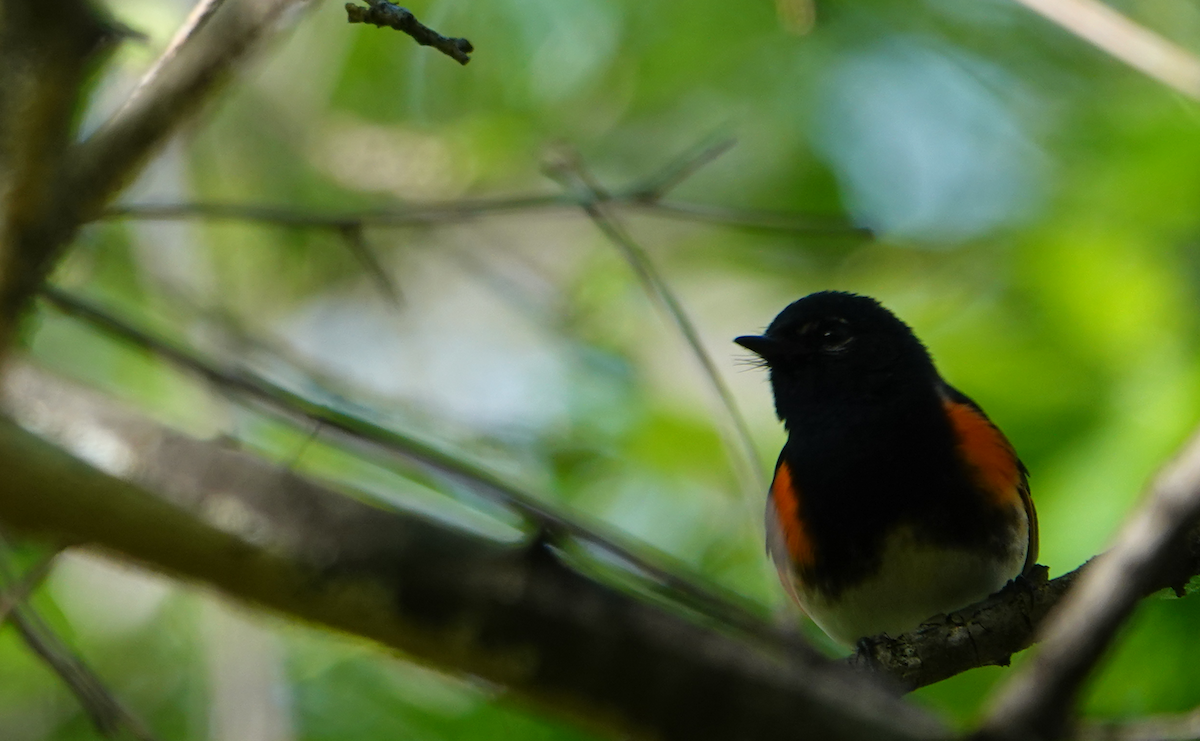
[810,319,852,353]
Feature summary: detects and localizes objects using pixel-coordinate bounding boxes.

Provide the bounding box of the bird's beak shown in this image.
[734,335,782,360]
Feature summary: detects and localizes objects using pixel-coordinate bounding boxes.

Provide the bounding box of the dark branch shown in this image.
[0,365,944,741]
[0,0,117,357]
[980,429,1200,740]
[345,0,472,64]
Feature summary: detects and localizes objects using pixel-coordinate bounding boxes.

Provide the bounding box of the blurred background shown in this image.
[6,0,1200,736]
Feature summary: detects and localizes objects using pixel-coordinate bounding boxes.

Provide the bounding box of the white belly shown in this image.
[788,521,1028,647]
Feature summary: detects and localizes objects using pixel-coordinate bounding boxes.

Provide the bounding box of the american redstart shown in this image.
[736,291,1037,646]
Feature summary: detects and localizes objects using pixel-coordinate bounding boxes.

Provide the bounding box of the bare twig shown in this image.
[37,285,794,649]
[100,196,868,236]
[0,545,158,740]
[1011,0,1200,100]
[12,612,161,740]
[96,137,868,237]
[629,137,738,203]
[0,550,57,627]
[336,224,403,308]
[102,197,566,227]
[979,428,1200,741]
[345,0,472,64]
[543,149,768,504]
[138,0,227,86]
[627,200,872,236]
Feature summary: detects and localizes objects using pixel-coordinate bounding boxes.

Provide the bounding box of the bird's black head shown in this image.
[735,292,938,426]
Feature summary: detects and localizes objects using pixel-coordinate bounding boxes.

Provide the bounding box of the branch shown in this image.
[67,0,312,217]
[1011,0,1200,100]
[345,0,473,65]
[0,546,159,739]
[11,610,159,741]
[336,223,403,308]
[980,428,1200,740]
[0,0,309,360]
[37,285,791,650]
[97,135,869,238]
[99,197,869,236]
[627,137,737,203]
[0,550,54,626]
[850,527,1200,690]
[0,0,116,356]
[0,363,945,741]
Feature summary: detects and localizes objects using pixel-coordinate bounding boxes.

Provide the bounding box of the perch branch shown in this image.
[980,427,1200,740]
[851,523,1200,691]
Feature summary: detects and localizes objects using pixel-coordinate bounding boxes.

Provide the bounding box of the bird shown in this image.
[735,291,1037,647]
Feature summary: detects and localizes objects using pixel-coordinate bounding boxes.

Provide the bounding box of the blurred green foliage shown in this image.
[10,0,1200,736]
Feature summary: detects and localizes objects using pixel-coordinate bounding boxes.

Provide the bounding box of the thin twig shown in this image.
[136,0,227,89]
[543,149,768,504]
[336,224,403,308]
[979,428,1200,740]
[102,196,566,227]
[0,544,159,741]
[629,200,873,236]
[0,551,58,627]
[345,0,472,64]
[629,137,738,203]
[38,286,797,649]
[11,611,159,741]
[99,196,868,236]
[96,138,867,237]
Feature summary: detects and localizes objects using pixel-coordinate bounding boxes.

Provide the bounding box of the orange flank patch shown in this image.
[771,461,815,567]
[942,399,1021,507]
